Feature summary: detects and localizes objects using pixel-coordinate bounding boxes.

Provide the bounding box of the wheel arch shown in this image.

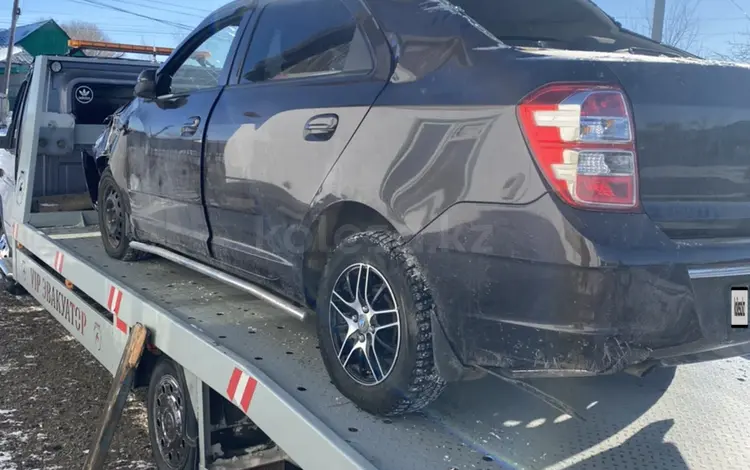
[302,200,396,309]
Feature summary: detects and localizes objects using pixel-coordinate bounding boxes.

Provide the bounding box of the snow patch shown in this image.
[517,47,750,69]
[6,306,44,313]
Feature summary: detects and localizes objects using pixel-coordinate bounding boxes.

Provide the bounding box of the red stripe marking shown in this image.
[107,287,115,311]
[112,289,122,314]
[116,318,127,334]
[226,368,242,399]
[239,377,258,412]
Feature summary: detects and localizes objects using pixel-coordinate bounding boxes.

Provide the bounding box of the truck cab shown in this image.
[0,56,158,284]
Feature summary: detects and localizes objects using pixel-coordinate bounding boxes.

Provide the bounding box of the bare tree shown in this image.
[641,0,702,52]
[719,33,750,62]
[61,20,123,58]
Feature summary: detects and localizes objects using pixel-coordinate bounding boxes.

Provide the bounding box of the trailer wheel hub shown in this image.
[153,374,188,468]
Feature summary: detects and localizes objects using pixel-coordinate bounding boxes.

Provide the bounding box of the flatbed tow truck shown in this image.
[1,54,749,470]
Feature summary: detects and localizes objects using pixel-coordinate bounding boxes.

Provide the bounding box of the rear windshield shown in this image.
[447,0,692,56]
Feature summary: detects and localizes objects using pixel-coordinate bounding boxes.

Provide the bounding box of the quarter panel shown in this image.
[311,102,548,237]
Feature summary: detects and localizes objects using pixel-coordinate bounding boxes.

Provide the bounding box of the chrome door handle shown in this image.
[181,116,201,137]
[304,114,338,141]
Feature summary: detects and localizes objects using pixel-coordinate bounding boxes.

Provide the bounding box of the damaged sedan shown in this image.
[90,0,750,416]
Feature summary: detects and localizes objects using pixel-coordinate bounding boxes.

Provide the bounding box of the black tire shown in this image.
[97,168,150,261]
[147,357,199,470]
[316,230,446,416]
[0,226,27,296]
[2,276,27,296]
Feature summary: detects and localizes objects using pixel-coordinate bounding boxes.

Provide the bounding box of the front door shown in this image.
[126,16,243,258]
[203,0,390,291]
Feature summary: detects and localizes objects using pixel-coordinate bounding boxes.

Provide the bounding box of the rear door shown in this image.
[203,0,390,287]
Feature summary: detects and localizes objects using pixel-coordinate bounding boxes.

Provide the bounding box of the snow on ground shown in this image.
[0,290,155,469]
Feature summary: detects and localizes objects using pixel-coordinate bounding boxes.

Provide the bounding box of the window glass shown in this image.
[241,0,372,83]
[71,83,136,125]
[171,21,240,94]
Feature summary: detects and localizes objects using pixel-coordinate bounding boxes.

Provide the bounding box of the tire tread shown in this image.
[324,230,446,416]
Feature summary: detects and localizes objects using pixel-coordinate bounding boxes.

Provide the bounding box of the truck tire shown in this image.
[316,230,446,416]
[0,227,27,296]
[147,357,199,470]
[97,168,150,262]
[2,275,27,296]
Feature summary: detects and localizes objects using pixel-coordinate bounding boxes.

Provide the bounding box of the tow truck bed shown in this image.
[20,222,750,470]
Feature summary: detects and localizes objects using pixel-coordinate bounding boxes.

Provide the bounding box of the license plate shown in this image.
[731,286,749,328]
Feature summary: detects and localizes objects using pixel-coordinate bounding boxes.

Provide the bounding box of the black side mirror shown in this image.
[134,69,157,99]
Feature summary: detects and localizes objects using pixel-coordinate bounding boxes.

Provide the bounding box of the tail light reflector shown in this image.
[517,84,639,211]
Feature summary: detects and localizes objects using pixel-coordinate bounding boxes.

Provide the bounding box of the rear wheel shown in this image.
[316,230,446,416]
[147,357,199,470]
[97,168,149,261]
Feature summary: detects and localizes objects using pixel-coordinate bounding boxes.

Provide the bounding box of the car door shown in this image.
[0,79,29,237]
[203,0,390,290]
[123,12,246,259]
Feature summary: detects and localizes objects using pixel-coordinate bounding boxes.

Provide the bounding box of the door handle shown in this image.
[181,116,201,137]
[304,114,338,141]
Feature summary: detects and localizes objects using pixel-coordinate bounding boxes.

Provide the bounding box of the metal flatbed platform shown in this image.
[44,226,750,470]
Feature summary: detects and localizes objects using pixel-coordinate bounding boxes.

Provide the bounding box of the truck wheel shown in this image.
[147,357,199,470]
[97,168,149,262]
[2,276,27,296]
[316,230,446,416]
[0,230,27,296]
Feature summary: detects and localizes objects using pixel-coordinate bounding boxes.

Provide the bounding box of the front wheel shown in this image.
[97,168,149,261]
[316,230,446,416]
[147,357,199,470]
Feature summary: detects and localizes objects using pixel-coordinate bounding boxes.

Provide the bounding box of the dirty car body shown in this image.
[102,0,750,391]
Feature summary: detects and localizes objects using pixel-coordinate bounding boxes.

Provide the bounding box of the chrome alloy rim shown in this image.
[329,263,401,386]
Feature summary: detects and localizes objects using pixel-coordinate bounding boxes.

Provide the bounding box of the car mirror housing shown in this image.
[134,69,157,99]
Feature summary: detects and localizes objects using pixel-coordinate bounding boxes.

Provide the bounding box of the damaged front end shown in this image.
[81,105,127,209]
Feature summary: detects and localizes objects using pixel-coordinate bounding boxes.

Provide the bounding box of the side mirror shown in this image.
[0,94,9,128]
[134,69,157,99]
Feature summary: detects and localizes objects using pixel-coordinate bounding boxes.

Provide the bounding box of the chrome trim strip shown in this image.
[688,266,750,279]
[130,242,308,321]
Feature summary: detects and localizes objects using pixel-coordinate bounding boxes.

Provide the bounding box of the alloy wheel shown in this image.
[328,263,401,386]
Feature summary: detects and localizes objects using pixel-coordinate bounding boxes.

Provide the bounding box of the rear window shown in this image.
[71,83,134,125]
[441,0,691,56]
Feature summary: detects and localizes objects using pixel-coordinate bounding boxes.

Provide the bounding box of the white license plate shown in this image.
[731,286,749,328]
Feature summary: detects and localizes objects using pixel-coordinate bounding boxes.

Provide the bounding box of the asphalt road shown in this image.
[0,288,155,470]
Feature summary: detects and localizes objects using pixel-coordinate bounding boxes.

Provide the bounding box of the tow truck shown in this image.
[0,48,749,470]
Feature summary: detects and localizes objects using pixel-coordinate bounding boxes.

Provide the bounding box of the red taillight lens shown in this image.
[518,84,639,211]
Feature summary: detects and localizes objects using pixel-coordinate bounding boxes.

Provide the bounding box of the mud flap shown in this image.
[430,312,484,382]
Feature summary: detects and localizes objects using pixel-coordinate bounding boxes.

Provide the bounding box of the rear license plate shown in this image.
[731,286,749,328]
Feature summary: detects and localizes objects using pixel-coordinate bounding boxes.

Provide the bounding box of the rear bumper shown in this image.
[408,195,750,379]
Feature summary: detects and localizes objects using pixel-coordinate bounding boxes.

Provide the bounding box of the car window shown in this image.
[170,20,241,94]
[71,83,137,125]
[241,0,373,83]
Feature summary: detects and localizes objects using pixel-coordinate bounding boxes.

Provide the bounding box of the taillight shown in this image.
[517,83,639,211]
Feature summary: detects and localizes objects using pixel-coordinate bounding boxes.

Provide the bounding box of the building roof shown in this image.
[0,20,56,47]
[0,45,34,66]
